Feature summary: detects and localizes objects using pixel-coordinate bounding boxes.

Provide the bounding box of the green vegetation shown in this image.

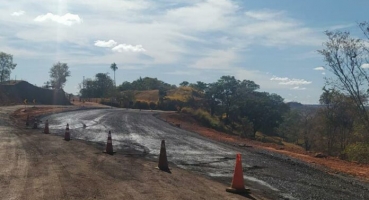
[49,62,71,89]
[0,52,17,82]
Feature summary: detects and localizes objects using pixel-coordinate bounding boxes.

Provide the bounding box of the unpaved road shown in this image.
[41,108,369,200]
[0,106,263,200]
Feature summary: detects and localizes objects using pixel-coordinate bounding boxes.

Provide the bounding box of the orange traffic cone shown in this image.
[44,120,49,134]
[26,115,29,126]
[157,140,170,171]
[64,123,70,141]
[104,131,115,155]
[226,154,250,194]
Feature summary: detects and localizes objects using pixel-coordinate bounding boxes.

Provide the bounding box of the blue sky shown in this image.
[1,0,368,104]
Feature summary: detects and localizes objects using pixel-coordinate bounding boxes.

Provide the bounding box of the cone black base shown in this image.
[103,150,116,155]
[226,187,250,194]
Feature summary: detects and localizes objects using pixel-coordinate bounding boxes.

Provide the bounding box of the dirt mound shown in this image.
[0,81,70,105]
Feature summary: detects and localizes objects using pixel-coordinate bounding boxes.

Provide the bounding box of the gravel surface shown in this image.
[41,109,369,200]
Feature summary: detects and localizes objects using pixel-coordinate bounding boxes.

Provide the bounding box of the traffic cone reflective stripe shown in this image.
[64,123,70,141]
[157,140,169,171]
[105,131,114,155]
[226,154,250,194]
[44,120,49,134]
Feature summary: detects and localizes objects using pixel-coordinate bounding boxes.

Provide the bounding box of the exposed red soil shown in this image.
[160,112,369,181]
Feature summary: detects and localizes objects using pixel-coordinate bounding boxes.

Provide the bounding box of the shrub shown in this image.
[149,102,157,110]
[133,101,149,109]
[181,107,224,131]
[343,143,369,164]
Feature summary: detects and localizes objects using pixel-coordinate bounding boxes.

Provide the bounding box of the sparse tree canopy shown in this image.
[50,62,71,89]
[0,52,17,82]
[318,24,369,135]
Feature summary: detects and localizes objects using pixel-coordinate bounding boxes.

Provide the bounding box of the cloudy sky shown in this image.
[2,0,368,104]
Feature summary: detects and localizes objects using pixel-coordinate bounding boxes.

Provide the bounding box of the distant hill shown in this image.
[0,81,71,105]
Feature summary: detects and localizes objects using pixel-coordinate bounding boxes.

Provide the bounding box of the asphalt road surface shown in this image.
[41,109,369,200]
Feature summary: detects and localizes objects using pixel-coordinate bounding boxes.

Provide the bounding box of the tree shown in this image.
[204,83,220,116]
[318,29,369,136]
[42,81,52,89]
[79,73,114,98]
[0,52,17,82]
[179,81,189,87]
[50,62,71,89]
[95,73,114,97]
[190,81,207,92]
[318,88,355,154]
[110,63,118,86]
[239,92,289,137]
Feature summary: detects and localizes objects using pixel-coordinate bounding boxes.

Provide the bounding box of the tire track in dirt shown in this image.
[0,123,29,200]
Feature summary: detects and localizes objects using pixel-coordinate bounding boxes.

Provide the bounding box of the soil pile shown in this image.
[0,81,70,105]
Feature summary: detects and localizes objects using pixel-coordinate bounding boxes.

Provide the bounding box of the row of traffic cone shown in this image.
[37,119,249,194]
[104,132,248,193]
[42,120,70,141]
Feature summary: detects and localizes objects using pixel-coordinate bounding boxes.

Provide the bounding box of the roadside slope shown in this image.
[160,112,369,181]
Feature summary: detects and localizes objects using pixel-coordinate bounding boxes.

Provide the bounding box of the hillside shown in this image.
[134,90,159,102]
[121,87,200,103]
[0,81,70,105]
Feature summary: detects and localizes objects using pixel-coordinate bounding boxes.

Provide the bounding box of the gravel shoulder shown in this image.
[0,106,265,200]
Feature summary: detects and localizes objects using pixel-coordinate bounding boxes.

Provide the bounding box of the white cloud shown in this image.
[112,44,146,53]
[270,76,312,85]
[361,63,369,69]
[34,13,83,26]
[270,77,288,81]
[291,86,306,90]
[94,40,117,48]
[164,0,238,32]
[322,72,326,75]
[314,66,325,71]
[239,10,323,47]
[245,10,284,20]
[11,10,25,16]
[190,49,237,69]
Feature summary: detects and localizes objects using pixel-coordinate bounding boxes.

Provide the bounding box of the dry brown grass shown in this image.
[134,90,159,102]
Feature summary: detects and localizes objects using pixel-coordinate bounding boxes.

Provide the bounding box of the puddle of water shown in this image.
[208,172,279,192]
[244,176,279,191]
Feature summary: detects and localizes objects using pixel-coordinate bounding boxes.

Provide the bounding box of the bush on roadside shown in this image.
[181,107,224,131]
[149,102,157,110]
[343,143,369,164]
[134,101,150,109]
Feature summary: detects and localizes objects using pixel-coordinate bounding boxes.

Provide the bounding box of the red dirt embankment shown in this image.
[160,112,369,181]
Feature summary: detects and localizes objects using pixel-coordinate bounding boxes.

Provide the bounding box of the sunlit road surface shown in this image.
[42,109,369,200]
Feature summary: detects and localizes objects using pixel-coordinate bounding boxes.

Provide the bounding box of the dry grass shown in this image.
[166,87,193,101]
[134,90,159,102]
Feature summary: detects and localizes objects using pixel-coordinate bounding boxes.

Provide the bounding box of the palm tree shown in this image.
[110,63,118,86]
